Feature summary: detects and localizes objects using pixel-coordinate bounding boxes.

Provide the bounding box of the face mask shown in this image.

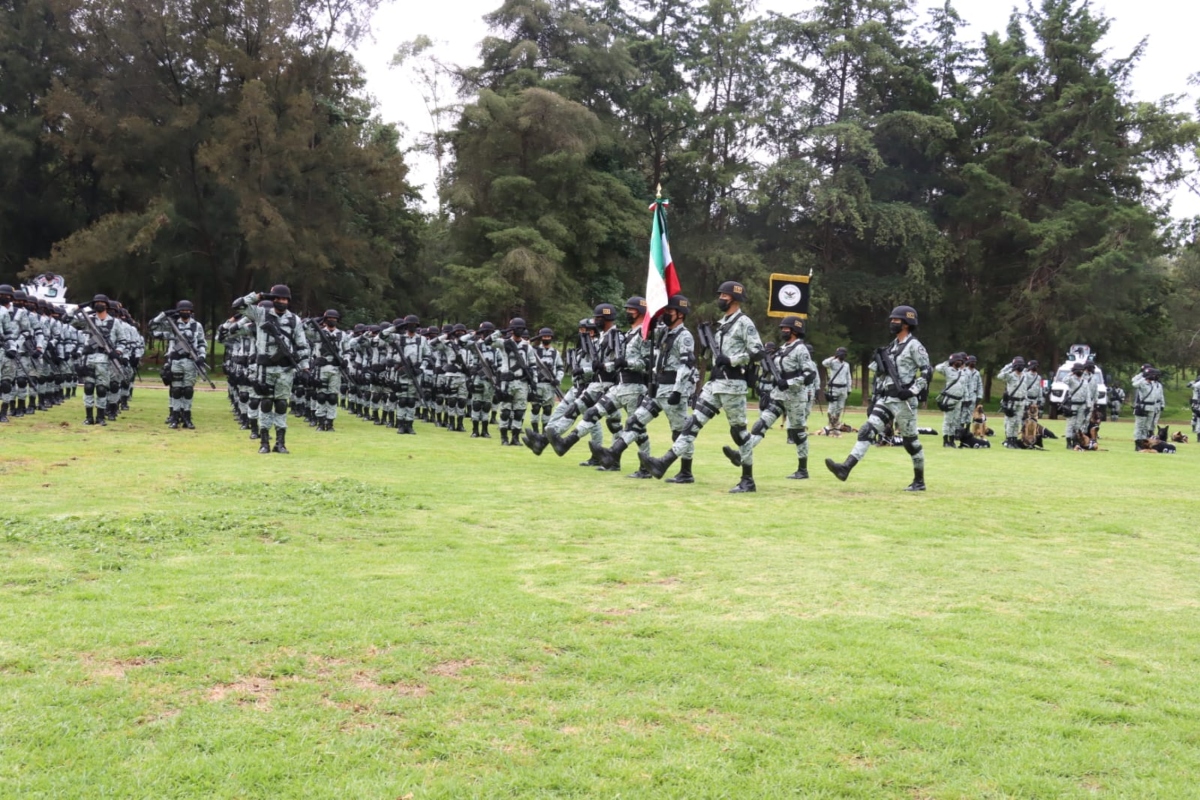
[626,312,638,325]
[273,301,287,314]
[95,304,108,314]
[179,312,192,321]
[717,298,731,312]
[889,321,902,335]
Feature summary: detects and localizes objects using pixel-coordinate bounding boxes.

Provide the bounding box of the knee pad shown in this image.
[15,377,29,389]
[597,395,618,415]
[680,416,703,438]
[857,423,876,443]
[109,380,119,393]
[729,424,749,446]
[540,404,552,417]
[274,399,288,415]
[696,398,720,419]
[0,379,10,393]
[638,395,663,417]
[874,405,895,427]
[248,398,260,411]
[84,384,95,397]
[563,403,581,420]
[472,401,483,413]
[582,406,603,424]
[457,398,468,411]
[326,393,339,405]
[95,387,107,399]
[500,409,512,422]
[182,387,193,399]
[902,435,922,456]
[788,427,808,445]
[170,387,185,399]
[513,410,526,423]
[751,419,769,438]
[238,391,250,403]
[636,432,649,445]
[625,416,647,435]
[606,415,623,434]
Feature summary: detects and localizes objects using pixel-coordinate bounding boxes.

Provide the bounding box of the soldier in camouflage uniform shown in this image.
[1131,366,1165,450]
[1188,374,1200,438]
[531,318,601,454]
[821,347,852,433]
[487,318,536,445]
[997,357,1037,448]
[65,294,123,425]
[235,285,311,453]
[381,315,428,435]
[306,309,347,431]
[150,300,207,429]
[640,281,765,493]
[933,352,967,447]
[0,284,22,421]
[1061,363,1090,448]
[825,305,930,491]
[529,327,565,434]
[595,295,696,481]
[722,315,817,480]
[466,321,499,437]
[547,297,652,472]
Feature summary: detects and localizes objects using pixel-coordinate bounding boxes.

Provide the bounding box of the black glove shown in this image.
[776,378,789,391]
[895,387,915,400]
[5,349,17,359]
[613,356,627,370]
[31,351,42,361]
[667,391,682,405]
[715,354,732,368]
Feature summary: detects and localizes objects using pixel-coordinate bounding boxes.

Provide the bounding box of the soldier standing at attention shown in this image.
[150,300,207,430]
[821,347,852,433]
[1188,373,1200,439]
[1131,366,1165,450]
[933,352,967,448]
[0,284,19,422]
[310,309,347,432]
[529,327,565,434]
[234,285,310,454]
[490,318,537,446]
[640,280,764,493]
[997,357,1035,448]
[825,306,930,491]
[1061,363,1089,449]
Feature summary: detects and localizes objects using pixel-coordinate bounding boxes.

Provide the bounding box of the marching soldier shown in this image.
[722,315,816,480]
[640,281,764,493]
[529,327,565,434]
[594,294,696,481]
[234,285,311,453]
[150,300,207,429]
[532,319,600,453]
[825,305,930,491]
[489,318,536,445]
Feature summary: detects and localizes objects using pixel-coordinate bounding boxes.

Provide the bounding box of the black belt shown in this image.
[619,370,647,385]
[829,383,847,388]
[780,369,803,380]
[655,370,677,384]
[597,370,617,383]
[256,353,293,367]
[712,365,746,381]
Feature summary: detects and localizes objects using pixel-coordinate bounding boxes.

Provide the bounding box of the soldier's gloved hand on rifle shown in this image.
[6,349,17,359]
[803,371,816,386]
[894,386,915,400]
[668,391,682,405]
[776,378,790,391]
[714,354,732,368]
[613,355,627,370]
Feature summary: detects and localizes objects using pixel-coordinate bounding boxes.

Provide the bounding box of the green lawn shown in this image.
[2,387,1199,798]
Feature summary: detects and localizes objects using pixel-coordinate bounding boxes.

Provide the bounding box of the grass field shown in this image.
[3,387,1200,798]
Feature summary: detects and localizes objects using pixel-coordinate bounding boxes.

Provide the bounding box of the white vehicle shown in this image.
[1045,344,1107,419]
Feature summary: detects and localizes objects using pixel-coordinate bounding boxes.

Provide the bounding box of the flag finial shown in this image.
[655,183,662,200]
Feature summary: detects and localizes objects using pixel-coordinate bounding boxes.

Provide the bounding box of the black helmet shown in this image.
[0,284,14,298]
[835,347,848,358]
[579,317,597,330]
[259,299,274,309]
[352,323,366,333]
[453,323,467,334]
[441,323,453,334]
[176,299,194,312]
[538,327,553,338]
[1071,362,1085,373]
[92,293,110,305]
[666,294,690,316]
[888,305,918,328]
[624,296,647,312]
[717,280,746,300]
[1085,361,1096,372]
[323,309,341,320]
[779,315,805,337]
[391,317,405,327]
[1028,359,1039,369]
[404,314,419,327]
[268,284,291,300]
[1012,356,1026,369]
[478,321,496,333]
[950,352,965,364]
[965,355,977,365]
[593,303,616,322]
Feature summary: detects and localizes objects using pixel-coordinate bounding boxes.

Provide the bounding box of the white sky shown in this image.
[355,0,1200,217]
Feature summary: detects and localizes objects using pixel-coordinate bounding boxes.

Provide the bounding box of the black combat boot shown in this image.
[273,428,289,454]
[14,398,25,417]
[0,402,9,422]
[638,449,678,480]
[239,414,250,430]
[787,457,809,480]
[471,420,480,438]
[523,428,548,455]
[721,445,742,467]
[480,420,491,438]
[107,405,118,421]
[500,429,510,445]
[730,464,756,493]
[549,430,580,457]
[167,410,179,429]
[665,458,694,484]
[183,410,195,430]
[626,447,653,479]
[97,406,107,426]
[595,438,626,470]
[490,410,498,425]
[84,406,95,425]
[905,468,926,492]
[373,408,383,425]
[249,418,260,439]
[455,415,465,432]
[259,428,271,454]
[824,454,858,482]
[942,435,955,448]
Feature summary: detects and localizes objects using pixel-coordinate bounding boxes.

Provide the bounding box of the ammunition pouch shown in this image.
[711,364,746,381]
[256,353,293,368]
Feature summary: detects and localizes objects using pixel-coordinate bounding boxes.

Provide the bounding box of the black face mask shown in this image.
[889,321,902,335]
[273,301,288,314]
[626,312,638,325]
[323,319,337,329]
[717,298,731,312]
[95,304,108,314]
[179,312,192,321]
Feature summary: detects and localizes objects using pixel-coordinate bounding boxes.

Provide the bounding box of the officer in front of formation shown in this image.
[234,285,310,453]
[825,305,930,491]
[149,300,207,429]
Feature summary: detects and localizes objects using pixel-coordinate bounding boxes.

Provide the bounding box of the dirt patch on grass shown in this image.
[80,653,155,680]
[429,659,476,678]
[207,677,275,710]
[352,671,430,697]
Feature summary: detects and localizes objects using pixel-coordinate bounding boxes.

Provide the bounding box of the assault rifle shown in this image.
[163,311,217,389]
[471,340,501,393]
[259,317,302,369]
[505,338,540,396]
[75,306,124,369]
[531,348,566,401]
[304,318,354,386]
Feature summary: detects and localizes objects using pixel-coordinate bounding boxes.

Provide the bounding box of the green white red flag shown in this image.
[643,191,681,338]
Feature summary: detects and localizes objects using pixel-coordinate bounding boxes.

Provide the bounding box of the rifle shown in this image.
[471,340,501,393]
[531,347,566,401]
[505,338,540,396]
[873,343,910,399]
[579,331,598,371]
[696,321,720,364]
[162,311,217,390]
[259,317,301,369]
[395,337,420,385]
[75,306,124,370]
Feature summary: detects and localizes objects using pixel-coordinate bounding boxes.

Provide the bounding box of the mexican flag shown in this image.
[642,193,681,338]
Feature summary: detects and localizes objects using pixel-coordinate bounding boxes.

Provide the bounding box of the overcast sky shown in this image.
[354,0,1199,216]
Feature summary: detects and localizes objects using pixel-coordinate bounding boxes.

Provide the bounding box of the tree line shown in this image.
[3,0,1200,381]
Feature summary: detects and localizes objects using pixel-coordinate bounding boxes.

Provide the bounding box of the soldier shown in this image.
[1109,382,1125,421]
[381,314,428,434]
[65,294,122,426]
[1131,366,1165,450]
[1188,373,1200,439]
[0,284,21,421]
[1061,362,1090,449]
[723,315,817,480]
[933,352,967,447]
[489,318,536,445]
[825,305,930,491]
[149,300,207,429]
[307,309,347,432]
[595,294,697,481]
[234,285,311,454]
[821,347,852,433]
[545,297,652,471]
[532,319,600,453]
[1026,360,1043,414]
[997,357,1037,448]
[640,280,764,493]
[529,327,565,434]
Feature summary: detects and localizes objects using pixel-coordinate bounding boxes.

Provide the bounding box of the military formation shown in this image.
[6,276,1198,478]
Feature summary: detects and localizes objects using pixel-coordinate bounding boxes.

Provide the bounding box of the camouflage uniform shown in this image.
[997,360,1036,446]
[0,289,20,421]
[1061,368,1090,447]
[150,306,207,428]
[236,290,311,453]
[489,325,537,445]
[933,356,967,445]
[1188,376,1200,437]
[529,333,565,434]
[735,319,816,479]
[1131,369,1165,447]
[822,351,852,430]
